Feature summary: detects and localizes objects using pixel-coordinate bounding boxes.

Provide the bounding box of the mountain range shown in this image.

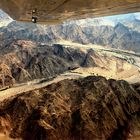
[0,39,131,86]
[0,10,140,52]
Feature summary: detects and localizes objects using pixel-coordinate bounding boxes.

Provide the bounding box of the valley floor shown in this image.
[72,66,140,84]
[0,65,140,102]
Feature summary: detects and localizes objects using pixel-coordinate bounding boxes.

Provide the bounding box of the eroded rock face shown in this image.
[0,63,15,88]
[0,76,139,140]
[0,40,94,84]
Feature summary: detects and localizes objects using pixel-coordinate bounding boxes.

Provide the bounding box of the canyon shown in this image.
[0,10,140,140]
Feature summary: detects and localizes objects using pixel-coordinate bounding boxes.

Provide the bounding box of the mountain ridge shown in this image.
[0,76,139,140]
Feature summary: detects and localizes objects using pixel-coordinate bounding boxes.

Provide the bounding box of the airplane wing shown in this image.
[1,0,140,24]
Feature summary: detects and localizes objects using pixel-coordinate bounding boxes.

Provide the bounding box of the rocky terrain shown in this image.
[0,10,140,87]
[0,10,140,140]
[0,39,139,88]
[0,76,139,140]
[0,39,96,85]
[0,63,15,88]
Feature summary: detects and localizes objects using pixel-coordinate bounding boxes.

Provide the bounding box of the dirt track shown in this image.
[0,73,82,102]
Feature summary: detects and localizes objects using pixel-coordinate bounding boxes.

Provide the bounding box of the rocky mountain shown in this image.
[0,39,98,86]
[0,76,140,140]
[0,11,140,52]
[0,39,137,87]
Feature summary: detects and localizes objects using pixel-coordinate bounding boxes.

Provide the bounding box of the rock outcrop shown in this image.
[0,63,15,88]
[0,76,139,140]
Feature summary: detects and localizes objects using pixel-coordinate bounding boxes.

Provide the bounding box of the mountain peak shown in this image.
[0,9,13,27]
